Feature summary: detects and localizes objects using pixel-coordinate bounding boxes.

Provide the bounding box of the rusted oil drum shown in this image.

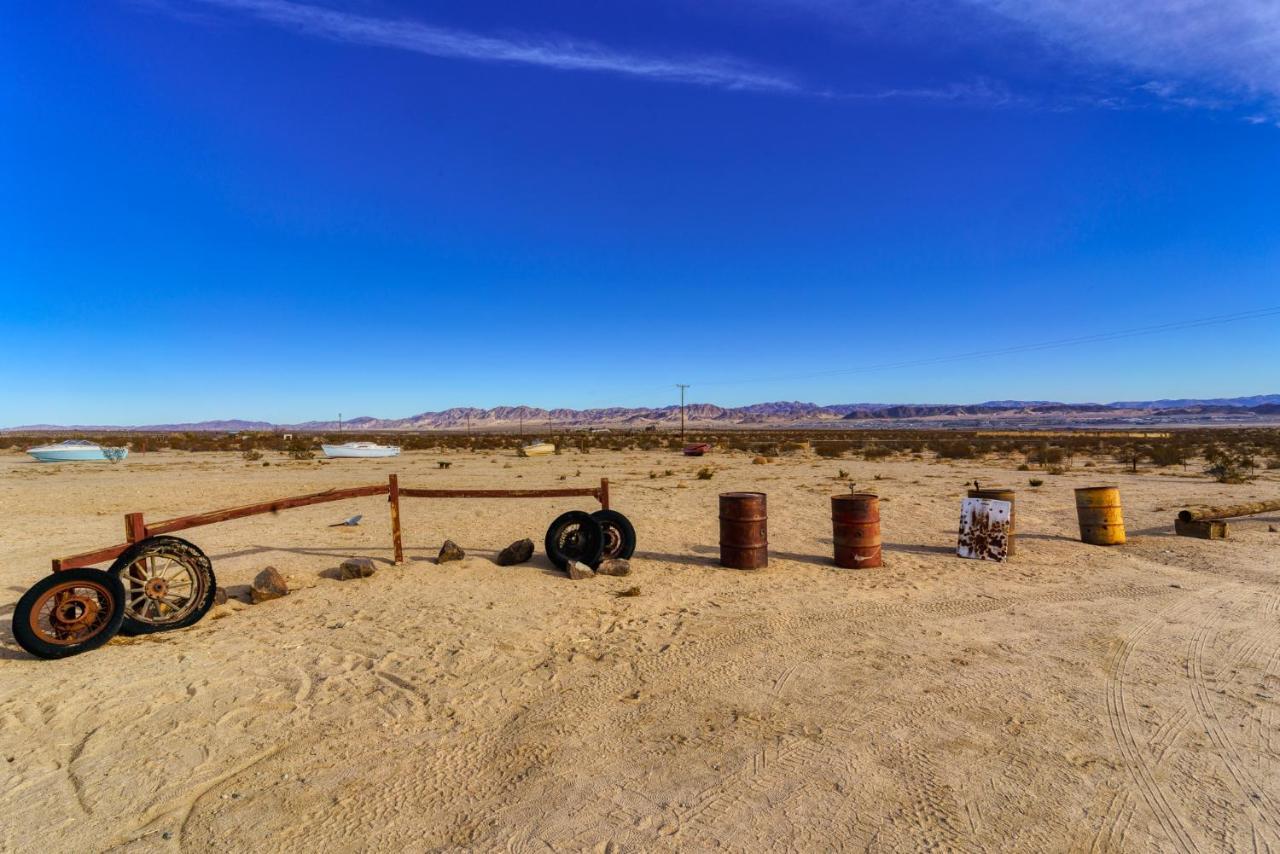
[1075,486,1126,545]
[967,487,1016,556]
[719,492,768,569]
[832,493,882,568]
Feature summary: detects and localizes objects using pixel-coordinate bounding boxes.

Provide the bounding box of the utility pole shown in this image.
[676,384,690,441]
[338,412,342,433]
[466,410,471,436]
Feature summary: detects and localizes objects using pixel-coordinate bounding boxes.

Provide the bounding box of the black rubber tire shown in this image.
[12,568,126,659]
[544,511,604,571]
[109,536,217,636]
[591,509,636,564]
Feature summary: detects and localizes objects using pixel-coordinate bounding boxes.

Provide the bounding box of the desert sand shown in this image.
[1,446,1278,852]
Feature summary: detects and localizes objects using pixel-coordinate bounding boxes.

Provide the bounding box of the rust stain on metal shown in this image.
[720,492,768,570]
[957,497,1011,562]
[832,493,882,569]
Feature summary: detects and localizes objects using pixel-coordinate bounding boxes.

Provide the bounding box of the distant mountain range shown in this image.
[6,395,1280,432]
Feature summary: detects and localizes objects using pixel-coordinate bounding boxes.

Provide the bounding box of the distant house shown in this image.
[282,433,293,441]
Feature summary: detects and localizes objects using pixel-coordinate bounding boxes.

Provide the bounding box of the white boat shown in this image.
[321,441,401,458]
[27,440,128,463]
[519,441,556,457]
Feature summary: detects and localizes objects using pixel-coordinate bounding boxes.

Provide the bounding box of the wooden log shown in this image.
[388,474,404,565]
[1174,518,1228,539]
[1177,500,1280,523]
[145,484,389,536]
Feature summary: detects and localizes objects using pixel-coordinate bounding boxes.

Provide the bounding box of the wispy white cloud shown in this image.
[962,0,1280,116]
[182,0,801,93]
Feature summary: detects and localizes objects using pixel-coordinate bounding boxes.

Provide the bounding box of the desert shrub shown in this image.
[933,440,976,460]
[837,468,849,479]
[242,449,263,461]
[1268,458,1280,470]
[1143,442,1186,467]
[815,441,858,458]
[287,439,314,460]
[752,456,770,465]
[863,445,892,461]
[1026,445,1065,467]
[1046,465,1066,475]
[1016,463,1030,471]
[1028,478,1044,487]
[696,466,714,480]
[1205,450,1255,484]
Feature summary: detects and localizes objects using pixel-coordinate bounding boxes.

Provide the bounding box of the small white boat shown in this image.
[27,440,128,463]
[518,441,556,457]
[321,441,401,458]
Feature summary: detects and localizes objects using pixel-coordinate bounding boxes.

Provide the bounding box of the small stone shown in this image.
[596,558,631,577]
[437,540,465,563]
[249,567,288,603]
[1270,525,1277,533]
[615,586,641,597]
[213,586,228,606]
[568,561,596,580]
[339,557,377,580]
[495,538,534,566]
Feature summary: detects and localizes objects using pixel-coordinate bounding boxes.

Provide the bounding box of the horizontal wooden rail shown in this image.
[145,484,390,537]
[52,477,610,571]
[398,487,602,500]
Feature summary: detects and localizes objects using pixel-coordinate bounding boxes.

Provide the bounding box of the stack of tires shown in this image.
[543,509,636,572]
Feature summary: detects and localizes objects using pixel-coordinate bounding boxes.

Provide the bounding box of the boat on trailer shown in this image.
[321,442,401,458]
[27,440,128,463]
[519,441,556,457]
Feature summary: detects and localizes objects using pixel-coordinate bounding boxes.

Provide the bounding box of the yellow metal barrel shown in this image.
[1074,486,1126,545]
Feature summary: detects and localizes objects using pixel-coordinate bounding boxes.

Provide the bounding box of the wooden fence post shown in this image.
[388,474,404,565]
[599,478,610,510]
[124,512,147,544]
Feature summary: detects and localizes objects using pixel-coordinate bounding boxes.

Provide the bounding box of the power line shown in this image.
[692,305,1280,389]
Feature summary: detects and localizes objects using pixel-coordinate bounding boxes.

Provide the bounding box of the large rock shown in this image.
[495,538,534,566]
[438,540,466,563]
[339,557,377,580]
[596,558,631,577]
[250,567,288,603]
[568,561,596,580]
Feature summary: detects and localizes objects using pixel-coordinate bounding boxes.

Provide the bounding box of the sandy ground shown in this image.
[1,447,1278,852]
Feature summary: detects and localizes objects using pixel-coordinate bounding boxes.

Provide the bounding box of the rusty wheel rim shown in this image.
[27,579,117,646]
[600,523,623,559]
[122,554,204,626]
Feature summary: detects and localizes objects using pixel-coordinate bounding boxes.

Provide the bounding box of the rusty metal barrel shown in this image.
[832,493,882,568]
[967,487,1016,556]
[719,492,768,569]
[1075,486,1126,545]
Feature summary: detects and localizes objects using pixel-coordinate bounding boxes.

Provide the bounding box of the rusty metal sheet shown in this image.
[957,497,1011,562]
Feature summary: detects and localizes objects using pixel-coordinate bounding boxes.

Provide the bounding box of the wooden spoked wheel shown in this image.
[109,537,217,635]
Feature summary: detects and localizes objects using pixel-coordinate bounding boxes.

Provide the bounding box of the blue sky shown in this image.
[2,0,1278,425]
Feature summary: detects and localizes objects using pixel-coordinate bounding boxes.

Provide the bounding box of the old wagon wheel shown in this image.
[544,511,604,571]
[109,536,217,635]
[12,568,126,659]
[590,509,636,563]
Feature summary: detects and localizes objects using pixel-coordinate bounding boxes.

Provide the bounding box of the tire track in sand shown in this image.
[1187,608,1280,847]
[1105,598,1199,854]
